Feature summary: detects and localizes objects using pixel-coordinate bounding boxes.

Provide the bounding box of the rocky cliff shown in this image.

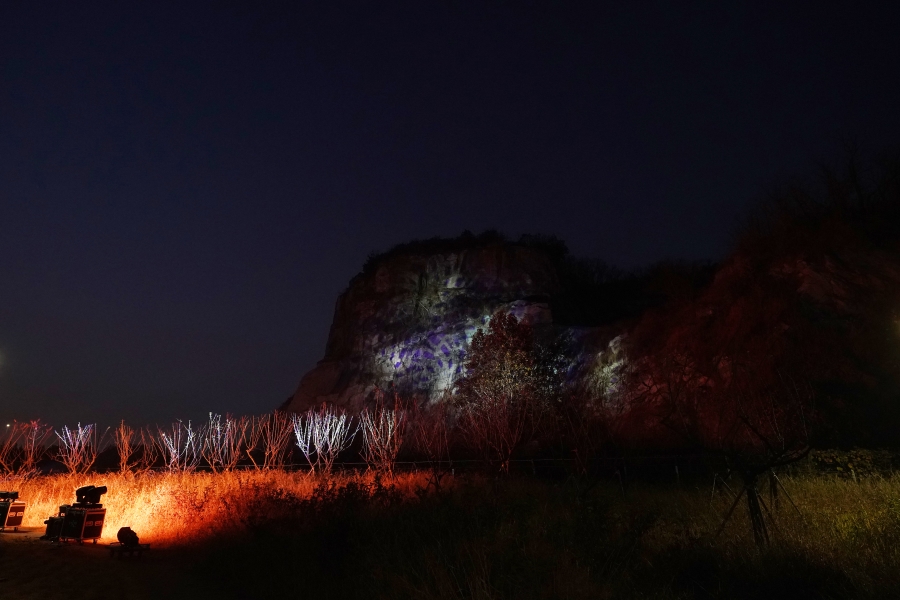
[284,236,592,414]
[282,232,716,416]
[285,160,900,447]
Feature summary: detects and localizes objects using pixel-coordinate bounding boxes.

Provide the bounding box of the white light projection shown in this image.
[373,318,483,399]
[573,334,629,418]
[371,301,552,402]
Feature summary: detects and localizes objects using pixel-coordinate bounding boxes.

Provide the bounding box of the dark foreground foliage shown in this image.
[5,473,897,600]
[205,476,898,600]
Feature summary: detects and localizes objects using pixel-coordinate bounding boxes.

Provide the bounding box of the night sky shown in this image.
[2,2,899,429]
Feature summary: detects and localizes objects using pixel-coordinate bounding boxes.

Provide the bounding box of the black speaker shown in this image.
[60,508,86,539]
[43,515,64,539]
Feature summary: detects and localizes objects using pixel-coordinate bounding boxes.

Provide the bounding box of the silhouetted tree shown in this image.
[624,152,900,545]
[409,391,454,490]
[454,311,555,472]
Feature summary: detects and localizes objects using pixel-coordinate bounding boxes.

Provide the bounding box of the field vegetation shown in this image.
[2,468,899,599]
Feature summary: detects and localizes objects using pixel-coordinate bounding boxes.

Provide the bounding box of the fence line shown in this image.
[113,453,725,476]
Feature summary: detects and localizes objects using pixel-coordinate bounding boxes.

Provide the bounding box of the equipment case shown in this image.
[0,500,26,531]
[60,506,107,543]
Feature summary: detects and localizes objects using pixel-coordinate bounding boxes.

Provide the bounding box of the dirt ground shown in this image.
[0,528,220,600]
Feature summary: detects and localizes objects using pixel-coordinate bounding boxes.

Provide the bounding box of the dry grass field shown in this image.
[1,470,899,599]
[8,469,429,545]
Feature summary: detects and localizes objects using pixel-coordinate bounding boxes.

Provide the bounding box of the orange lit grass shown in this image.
[10,470,431,546]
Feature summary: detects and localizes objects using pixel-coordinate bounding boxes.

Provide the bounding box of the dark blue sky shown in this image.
[1,2,899,428]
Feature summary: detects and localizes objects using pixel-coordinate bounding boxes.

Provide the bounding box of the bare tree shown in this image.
[158,420,204,473]
[291,403,358,475]
[258,411,294,470]
[202,413,249,472]
[292,410,315,471]
[315,405,358,474]
[135,427,161,474]
[626,278,818,549]
[0,422,22,476]
[245,415,264,470]
[114,421,137,474]
[709,383,813,548]
[56,423,104,474]
[410,393,454,490]
[18,420,53,477]
[360,387,408,477]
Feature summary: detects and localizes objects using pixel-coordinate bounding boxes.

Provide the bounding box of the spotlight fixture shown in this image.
[43,484,108,544]
[75,485,107,506]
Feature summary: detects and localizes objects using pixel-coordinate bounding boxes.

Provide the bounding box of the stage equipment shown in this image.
[0,491,26,531]
[75,485,107,505]
[42,484,108,544]
[43,515,65,539]
[117,526,139,547]
[109,527,150,558]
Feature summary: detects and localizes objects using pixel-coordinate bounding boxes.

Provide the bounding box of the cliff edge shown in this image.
[284,235,571,413]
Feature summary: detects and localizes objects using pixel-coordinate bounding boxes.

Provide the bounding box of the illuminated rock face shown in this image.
[285,243,561,413]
